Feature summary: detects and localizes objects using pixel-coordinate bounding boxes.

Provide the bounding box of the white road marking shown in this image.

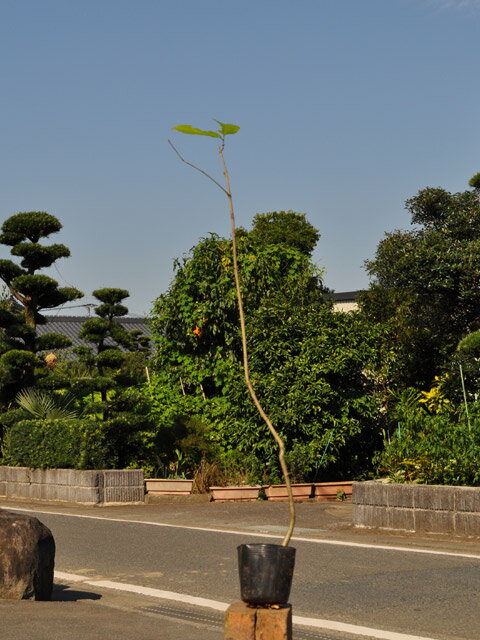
[54,571,87,583]
[7,505,480,560]
[55,571,440,640]
[293,615,440,640]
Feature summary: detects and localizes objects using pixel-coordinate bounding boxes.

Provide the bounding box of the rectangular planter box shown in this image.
[265,483,313,501]
[209,486,262,501]
[313,481,352,502]
[145,478,194,495]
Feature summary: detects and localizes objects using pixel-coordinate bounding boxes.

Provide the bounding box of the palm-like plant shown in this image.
[16,388,80,420]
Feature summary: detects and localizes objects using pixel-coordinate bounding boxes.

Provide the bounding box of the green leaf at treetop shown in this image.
[214,120,240,136]
[172,125,221,138]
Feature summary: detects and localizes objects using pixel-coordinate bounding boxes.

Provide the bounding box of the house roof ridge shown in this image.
[42,314,148,320]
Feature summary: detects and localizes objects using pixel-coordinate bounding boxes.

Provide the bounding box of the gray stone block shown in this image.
[6,482,31,499]
[43,484,70,502]
[6,467,31,483]
[352,504,389,529]
[103,486,144,504]
[455,512,480,537]
[0,466,6,481]
[29,468,47,484]
[70,470,103,488]
[352,481,367,504]
[103,469,143,487]
[1,466,145,506]
[27,484,43,501]
[43,469,64,485]
[359,481,389,506]
[415,508,454,534]
[352,504,368,526]
[454,487,480,513]
[388,507,414,531]
[386,484,414,508]
[62,469,81,486]
[414,485,454,511]
[40,483,53,501]
[68,486,101,504]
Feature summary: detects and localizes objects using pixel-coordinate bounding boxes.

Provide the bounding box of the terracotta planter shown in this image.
[265,483,313,501]
[209,486,262,501]
[313,481,352,502]
[145,478,194,495]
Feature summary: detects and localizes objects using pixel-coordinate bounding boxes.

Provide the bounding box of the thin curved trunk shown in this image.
[218,145,296,547]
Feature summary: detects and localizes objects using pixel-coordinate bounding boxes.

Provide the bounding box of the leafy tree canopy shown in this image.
[0,211,62,245]
[361,173,480,388]
[248,210,320,256]
[149,224,382,481]
[151,231,326,375]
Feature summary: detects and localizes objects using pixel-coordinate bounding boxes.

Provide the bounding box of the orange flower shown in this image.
[45,353,57,369]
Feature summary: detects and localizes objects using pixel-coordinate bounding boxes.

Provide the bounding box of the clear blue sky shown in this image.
[1,0,479,316]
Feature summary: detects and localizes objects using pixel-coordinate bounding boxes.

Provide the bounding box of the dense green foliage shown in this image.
[149,215,383,483]
[68,288,152,468]
[204,303,383,482]
[0,213,153,470]
[361,172,480,487]
[361,179,480,389]
[374,401,480,486]
[3,171,480,486]
[3,418,110,469]
[248,211,320,257]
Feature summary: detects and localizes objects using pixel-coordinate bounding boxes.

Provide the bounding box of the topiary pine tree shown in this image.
[72,288,151,467]
[0,212,83,335]
[74,288,148,410]
[0,212,83,405]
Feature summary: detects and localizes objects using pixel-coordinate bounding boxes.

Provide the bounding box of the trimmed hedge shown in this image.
[3,418,111,469]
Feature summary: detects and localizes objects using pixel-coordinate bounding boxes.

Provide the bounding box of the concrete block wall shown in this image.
[0,466,144,505]
[0,465,5,498]
[352,481,480,538]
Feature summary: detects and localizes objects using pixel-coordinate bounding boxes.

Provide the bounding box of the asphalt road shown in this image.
[5,503,480,640]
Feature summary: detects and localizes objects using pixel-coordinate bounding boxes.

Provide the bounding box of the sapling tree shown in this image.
[170,121,296,546]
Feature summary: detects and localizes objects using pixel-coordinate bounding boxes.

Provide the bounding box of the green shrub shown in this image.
[374,404,480,486]
[3,418,111,469]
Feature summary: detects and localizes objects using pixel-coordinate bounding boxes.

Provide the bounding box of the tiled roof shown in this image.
[36,315,151,351]
[324,290,361,302]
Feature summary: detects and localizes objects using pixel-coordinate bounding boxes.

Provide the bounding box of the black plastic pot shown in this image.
[237,543,296,605]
